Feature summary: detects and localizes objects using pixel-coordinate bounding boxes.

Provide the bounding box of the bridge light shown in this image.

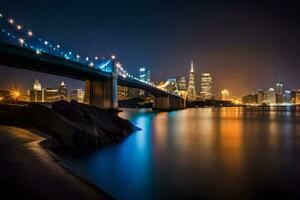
[17,25,22,30]
[18,38,24,45]
[8,18,14,24]
[111,55,116,60]
[89,62,94,67]
[116,62,121,68]
[28,30,33,37]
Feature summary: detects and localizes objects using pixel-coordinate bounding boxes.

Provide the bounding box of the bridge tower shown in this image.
[84,58,118,109]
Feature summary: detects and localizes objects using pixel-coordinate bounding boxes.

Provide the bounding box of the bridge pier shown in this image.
[84,79,118,109]
[153,95,186,110]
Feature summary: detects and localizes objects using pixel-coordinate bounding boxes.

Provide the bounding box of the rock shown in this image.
[0,101,139,148]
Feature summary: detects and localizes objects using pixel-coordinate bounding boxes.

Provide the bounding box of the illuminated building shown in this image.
[58,81,68,100]
[70,89,85,103]
[177,76,187,91]
[282,90,292,103]
[296,90,300,105]
[257,89,265,105]
[33,79,42,91]
[242,93,257,104]
[275,76,284,103]
[44,88,59,102]
[30,79,44,102]
[139,67,150,96]
[266,88,276,105]
[221,89,229,100]
[187,60,196,101]
[200,73,213,100]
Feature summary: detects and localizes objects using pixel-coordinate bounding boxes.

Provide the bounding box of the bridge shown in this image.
[0,13,185,110]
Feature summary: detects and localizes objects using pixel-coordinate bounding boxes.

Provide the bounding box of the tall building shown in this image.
[200,73,213,100]
[282,90,292,103]
[221,89,229,100]
[296,90,300,105]
[30,79,44,102]
[257,89,265,105]
[266,88,276,105]
[44,88,60,102]
[139,67,150,96]
[33,79,42,91]
[139,67,150,83]
[70,89,85,103]
[275,76,284,104]
[187,60,196,101]
[177,76,187,91]
[58,81,68,100]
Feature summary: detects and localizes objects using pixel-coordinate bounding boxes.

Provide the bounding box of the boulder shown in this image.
[0,101,139,148]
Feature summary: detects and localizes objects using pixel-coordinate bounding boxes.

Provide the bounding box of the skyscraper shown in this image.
[70,89,85,103]
[257,89,265,105]
[58,81,68,100]
[139,67,150,96]
[187,60,196,101]
[30,79,44,102]
[200,73,213,100]
[275,76,284,104]
[139,67,150,83]
[266,88,276,105]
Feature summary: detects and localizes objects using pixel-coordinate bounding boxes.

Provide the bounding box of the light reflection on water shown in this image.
[59,107,300,200]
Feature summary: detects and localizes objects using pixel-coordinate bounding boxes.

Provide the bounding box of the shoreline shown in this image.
[0,124,113,200]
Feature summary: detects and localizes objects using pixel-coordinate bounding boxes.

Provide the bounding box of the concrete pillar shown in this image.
[84,79,118,109]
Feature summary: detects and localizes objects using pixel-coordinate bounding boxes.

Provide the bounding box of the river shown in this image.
[59,107,300,199]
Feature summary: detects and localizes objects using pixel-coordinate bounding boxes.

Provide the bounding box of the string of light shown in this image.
[0,12,157,87]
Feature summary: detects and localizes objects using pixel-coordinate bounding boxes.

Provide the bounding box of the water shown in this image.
[59,107,300,199]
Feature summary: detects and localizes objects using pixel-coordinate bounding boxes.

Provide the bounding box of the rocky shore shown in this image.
[0,100,139,148]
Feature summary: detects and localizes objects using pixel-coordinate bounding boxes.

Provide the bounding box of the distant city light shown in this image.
[56,44,60,48]
[36,49,41,54]
[0,13,3,18]
[8,18,14,24]
[17,24,22,30]
[86,57,89,61]
[28,30,33,37]
[111,55,116,60]
[76,54,80,59]
[44,41,48,45]
[95,56,98,60]
[10,88,21,102]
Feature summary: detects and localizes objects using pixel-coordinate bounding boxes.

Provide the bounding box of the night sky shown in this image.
[1,0,300,97]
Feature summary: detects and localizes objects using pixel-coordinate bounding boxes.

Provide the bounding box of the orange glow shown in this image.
[10,88,21,102]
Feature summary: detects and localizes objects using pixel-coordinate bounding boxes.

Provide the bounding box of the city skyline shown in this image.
[1,0,300,97]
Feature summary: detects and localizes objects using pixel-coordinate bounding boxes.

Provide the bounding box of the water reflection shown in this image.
[60,108,300,199]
